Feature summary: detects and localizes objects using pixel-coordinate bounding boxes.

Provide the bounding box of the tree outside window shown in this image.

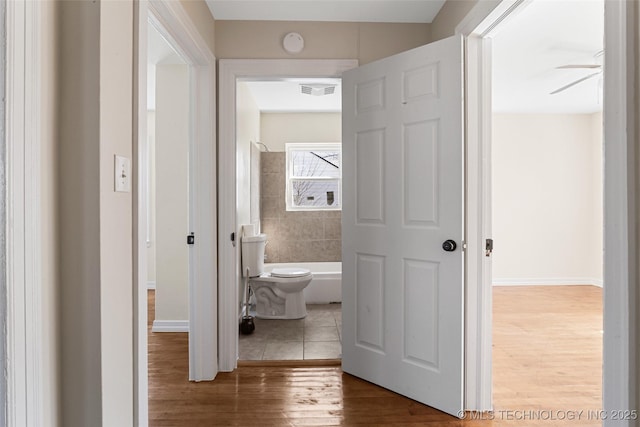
[286,143,342,211]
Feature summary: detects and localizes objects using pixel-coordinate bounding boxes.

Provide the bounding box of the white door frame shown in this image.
[459,0,638,420]
[4,0,44,425]
[134,0,217,422]
[217,59,358,371]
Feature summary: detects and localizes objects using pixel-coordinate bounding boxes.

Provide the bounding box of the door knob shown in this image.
[442,240,457,252]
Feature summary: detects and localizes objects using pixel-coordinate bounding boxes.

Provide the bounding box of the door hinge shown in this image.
[187,232,195,245]
[461,241,467,251]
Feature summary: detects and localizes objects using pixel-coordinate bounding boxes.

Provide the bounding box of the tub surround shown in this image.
[260,152,342,263]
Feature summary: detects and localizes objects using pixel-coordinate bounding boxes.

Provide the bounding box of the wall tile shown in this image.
[261,152,285,174]
[260,155,342,263]
[323,218,342,240]
[324,240,342,261]
[260,218,279,236]
[264,239,280,264]
[261,197,282,219]
[261,172,284,197]
[300,218,325,240]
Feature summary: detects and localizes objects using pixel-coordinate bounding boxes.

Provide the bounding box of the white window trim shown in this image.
[285,142,342,211]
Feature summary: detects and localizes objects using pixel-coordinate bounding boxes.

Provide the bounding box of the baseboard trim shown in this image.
[151,320,189,333]
[147,281,156,290]
[493,278,603,288]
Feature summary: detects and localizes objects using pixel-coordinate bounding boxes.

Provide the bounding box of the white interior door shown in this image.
[342,35,465,417]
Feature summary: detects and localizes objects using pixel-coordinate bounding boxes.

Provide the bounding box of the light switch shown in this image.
[114,155,131,192]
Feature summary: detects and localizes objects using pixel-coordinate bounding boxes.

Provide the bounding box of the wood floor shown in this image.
[148,286,602,426]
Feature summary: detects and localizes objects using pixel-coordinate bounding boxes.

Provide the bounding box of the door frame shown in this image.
[134,0,217,422]
[459,0,638,419]
[4,0,45,424]
[217,59,358,371]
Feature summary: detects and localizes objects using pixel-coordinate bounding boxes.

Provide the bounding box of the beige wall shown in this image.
[59,1,103,425]
[236,82,261,232]
[99,2,134,423]
[59,0,134,425]
[236,82,261,308]
[430,0,478,41]
[147,111,157,285]
[260,112,341,152]
[180,0,216,54]
[155,64,190,322]
[215,21,430,64]
[41,0,60,424]
[492,113,603,285]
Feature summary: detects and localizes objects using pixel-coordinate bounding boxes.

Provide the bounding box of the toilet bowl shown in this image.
[249,268,313,319]
[240,226,312,319]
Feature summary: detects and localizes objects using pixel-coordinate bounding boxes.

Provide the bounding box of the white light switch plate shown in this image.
[114,155,131,192]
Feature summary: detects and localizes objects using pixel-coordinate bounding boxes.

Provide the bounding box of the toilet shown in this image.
[241,226,312,319]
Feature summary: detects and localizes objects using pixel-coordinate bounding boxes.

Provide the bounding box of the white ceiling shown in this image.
[244,79,342,112]
[492,0,604,114]
[206,0,446,23]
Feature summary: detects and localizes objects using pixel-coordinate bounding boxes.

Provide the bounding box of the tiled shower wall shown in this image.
[260,152,342,263]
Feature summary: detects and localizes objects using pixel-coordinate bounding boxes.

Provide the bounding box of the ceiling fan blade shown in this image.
[550,72,602,95]
[556,64,601,69]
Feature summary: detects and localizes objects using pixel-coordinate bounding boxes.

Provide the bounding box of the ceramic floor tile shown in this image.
[304,326,340,342]
[304,312,337,327]
[304,341,342,360]
[262,341,303,360]
[238,305,343,361]
[267,327,304,341]
[238,342,266,360]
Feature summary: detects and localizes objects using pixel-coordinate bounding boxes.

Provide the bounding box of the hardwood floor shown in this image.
[148,286,602,426]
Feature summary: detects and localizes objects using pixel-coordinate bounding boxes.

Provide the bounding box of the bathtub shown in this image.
[263,262,342,304]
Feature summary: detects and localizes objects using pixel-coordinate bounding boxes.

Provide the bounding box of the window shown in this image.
[286,143,342,211]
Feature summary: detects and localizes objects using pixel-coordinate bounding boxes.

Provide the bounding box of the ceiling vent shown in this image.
[300,83,337,96]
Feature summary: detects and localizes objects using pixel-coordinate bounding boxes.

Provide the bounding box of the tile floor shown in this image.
[239,303,342,361]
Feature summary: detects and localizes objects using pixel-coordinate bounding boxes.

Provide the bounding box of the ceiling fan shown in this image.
[550,50,604,95]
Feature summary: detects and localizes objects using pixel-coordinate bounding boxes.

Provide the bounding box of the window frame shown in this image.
[285,142,342,211]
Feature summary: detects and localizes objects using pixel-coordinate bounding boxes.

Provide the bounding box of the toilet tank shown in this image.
[241,234,267,277]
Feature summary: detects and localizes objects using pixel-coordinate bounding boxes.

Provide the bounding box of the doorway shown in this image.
[460,0,635,417]
[218,59,358,371]
[146,21,191,335]
[133,2,217,422]
[490,0,604,414]
[235,78,343,362]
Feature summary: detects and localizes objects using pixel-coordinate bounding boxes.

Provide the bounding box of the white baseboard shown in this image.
[147,281,156,290]
[492,277,603,288]
[151,320,189,333]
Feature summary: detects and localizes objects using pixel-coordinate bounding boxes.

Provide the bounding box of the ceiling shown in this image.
[244,79,342,113]
[492,0,604,114]
[205,0,446,23]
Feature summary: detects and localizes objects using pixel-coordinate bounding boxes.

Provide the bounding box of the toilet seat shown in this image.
[270,267,311,278]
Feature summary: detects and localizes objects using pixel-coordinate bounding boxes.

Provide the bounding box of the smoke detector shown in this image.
[283,32,304,54]
[300,83,337,96]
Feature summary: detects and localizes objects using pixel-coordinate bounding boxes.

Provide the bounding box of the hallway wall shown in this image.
[154,64,190,323]
[215,21,431,64]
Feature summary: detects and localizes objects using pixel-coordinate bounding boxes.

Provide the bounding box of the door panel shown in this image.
[342,35,464,417]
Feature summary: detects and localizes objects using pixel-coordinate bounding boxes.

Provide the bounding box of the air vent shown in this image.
[300,83,337,96]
